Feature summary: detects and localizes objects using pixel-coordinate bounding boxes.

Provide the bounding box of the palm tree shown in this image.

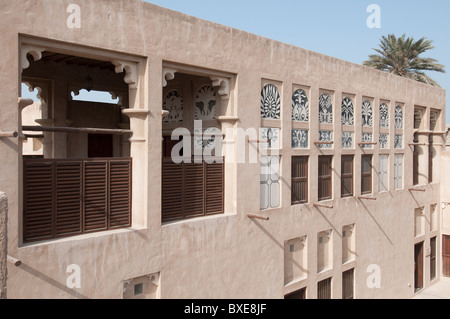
[363,34,445,86]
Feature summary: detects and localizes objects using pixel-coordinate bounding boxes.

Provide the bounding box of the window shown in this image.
[318,156,332,201]
[317,278,332,299]
[379,155,389,192]
[342,225,355,264]
[292,89,309,122]
[429,135,434,183]
[362,100,373,127]
[291,157,308,204]
[361,155,372,194]
[342,269,354,299]
[285,288,306,299]
[162,160,224,222]
[341,97,354,126]
[430,237,437,281]
[318,230,332,273]
[260,156,280,210]
[413,133,419,185]
[261,84,281,119]
[394,154,403,190]
[319,93,333,124]
[284,237,307,285]
[341,156,354,198]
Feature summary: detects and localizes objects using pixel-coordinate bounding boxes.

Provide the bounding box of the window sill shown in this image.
[162,213,235,227]
[19,226,146,248]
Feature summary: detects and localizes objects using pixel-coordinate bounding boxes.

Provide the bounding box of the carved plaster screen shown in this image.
[395,106,403,129]
[380,103,389,128]
[292,130,309,149]
[163,90,183,123]
[261,127,280,149]
[361,133,373,149]
[362,100,373,127]
[342,132,354,149]
[318,131,333,149]
[260,156,280,210]
[261,84,281,119]
[292,89,309,122]
[379,134,389,149]
[395,135,403,149]
[341,97,354,126]
[194,85,217,120]
[319,94,333,124]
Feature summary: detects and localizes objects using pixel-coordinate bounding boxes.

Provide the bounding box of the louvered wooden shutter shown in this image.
[291,156,308,204]
[23,160,54,242]
[56,161,82,236]
[23,158,132,242]
[205,162,224,214]
[162,159,224,222]
[109,160,132,228]
[161,160,184,221]
[83,161,108,232]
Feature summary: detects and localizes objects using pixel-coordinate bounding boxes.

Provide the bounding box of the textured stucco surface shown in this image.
[0,0,447,299]
[0,192,7,299]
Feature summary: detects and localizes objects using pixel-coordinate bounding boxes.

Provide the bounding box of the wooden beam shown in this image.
[22,126,132,136]
[0,131,18,138]
[7,256,21,267]
[358,142,378,145]
[247,214,270,221]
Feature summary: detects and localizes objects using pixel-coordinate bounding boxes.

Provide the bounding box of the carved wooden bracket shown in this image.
[162,68,177,87]
[210,77,230,99]
[111,60,138,89]
[20,44,45,72]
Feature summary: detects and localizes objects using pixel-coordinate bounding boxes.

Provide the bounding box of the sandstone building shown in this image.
[0,0,448,299]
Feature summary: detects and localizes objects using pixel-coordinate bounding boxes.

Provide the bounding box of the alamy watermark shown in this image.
[367,4,381,29]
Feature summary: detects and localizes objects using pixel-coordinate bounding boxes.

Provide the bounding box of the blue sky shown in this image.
[144,0,450,123]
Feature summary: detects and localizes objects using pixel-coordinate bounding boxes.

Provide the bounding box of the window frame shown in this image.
[361,155,373,195]
[318,156,333,201]
[341,155,354,198]
[291,156,309,205]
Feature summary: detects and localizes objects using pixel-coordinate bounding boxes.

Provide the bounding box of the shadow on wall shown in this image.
[17,263,89,299]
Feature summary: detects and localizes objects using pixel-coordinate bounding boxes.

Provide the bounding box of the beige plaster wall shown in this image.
[0,0,446,299]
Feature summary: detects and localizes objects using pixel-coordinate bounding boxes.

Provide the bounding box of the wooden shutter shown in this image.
[55,161,82,236]
[341,156,353,198]
[342,269,354,299]
[443,236,450,277]
[430,237,437,280]
[83,161,108,231]
[318,156,332,201]
[361,155,372,194]
[317,278,332,299]
[285,288,306,299]
[291,157,308,204]
[109,160,132,228]
[161,160,184,221]
[161,159,224,222]
[23,160,54,241]
[24,158,132,242]
[184,163,205,218]
[205,162,224,214]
